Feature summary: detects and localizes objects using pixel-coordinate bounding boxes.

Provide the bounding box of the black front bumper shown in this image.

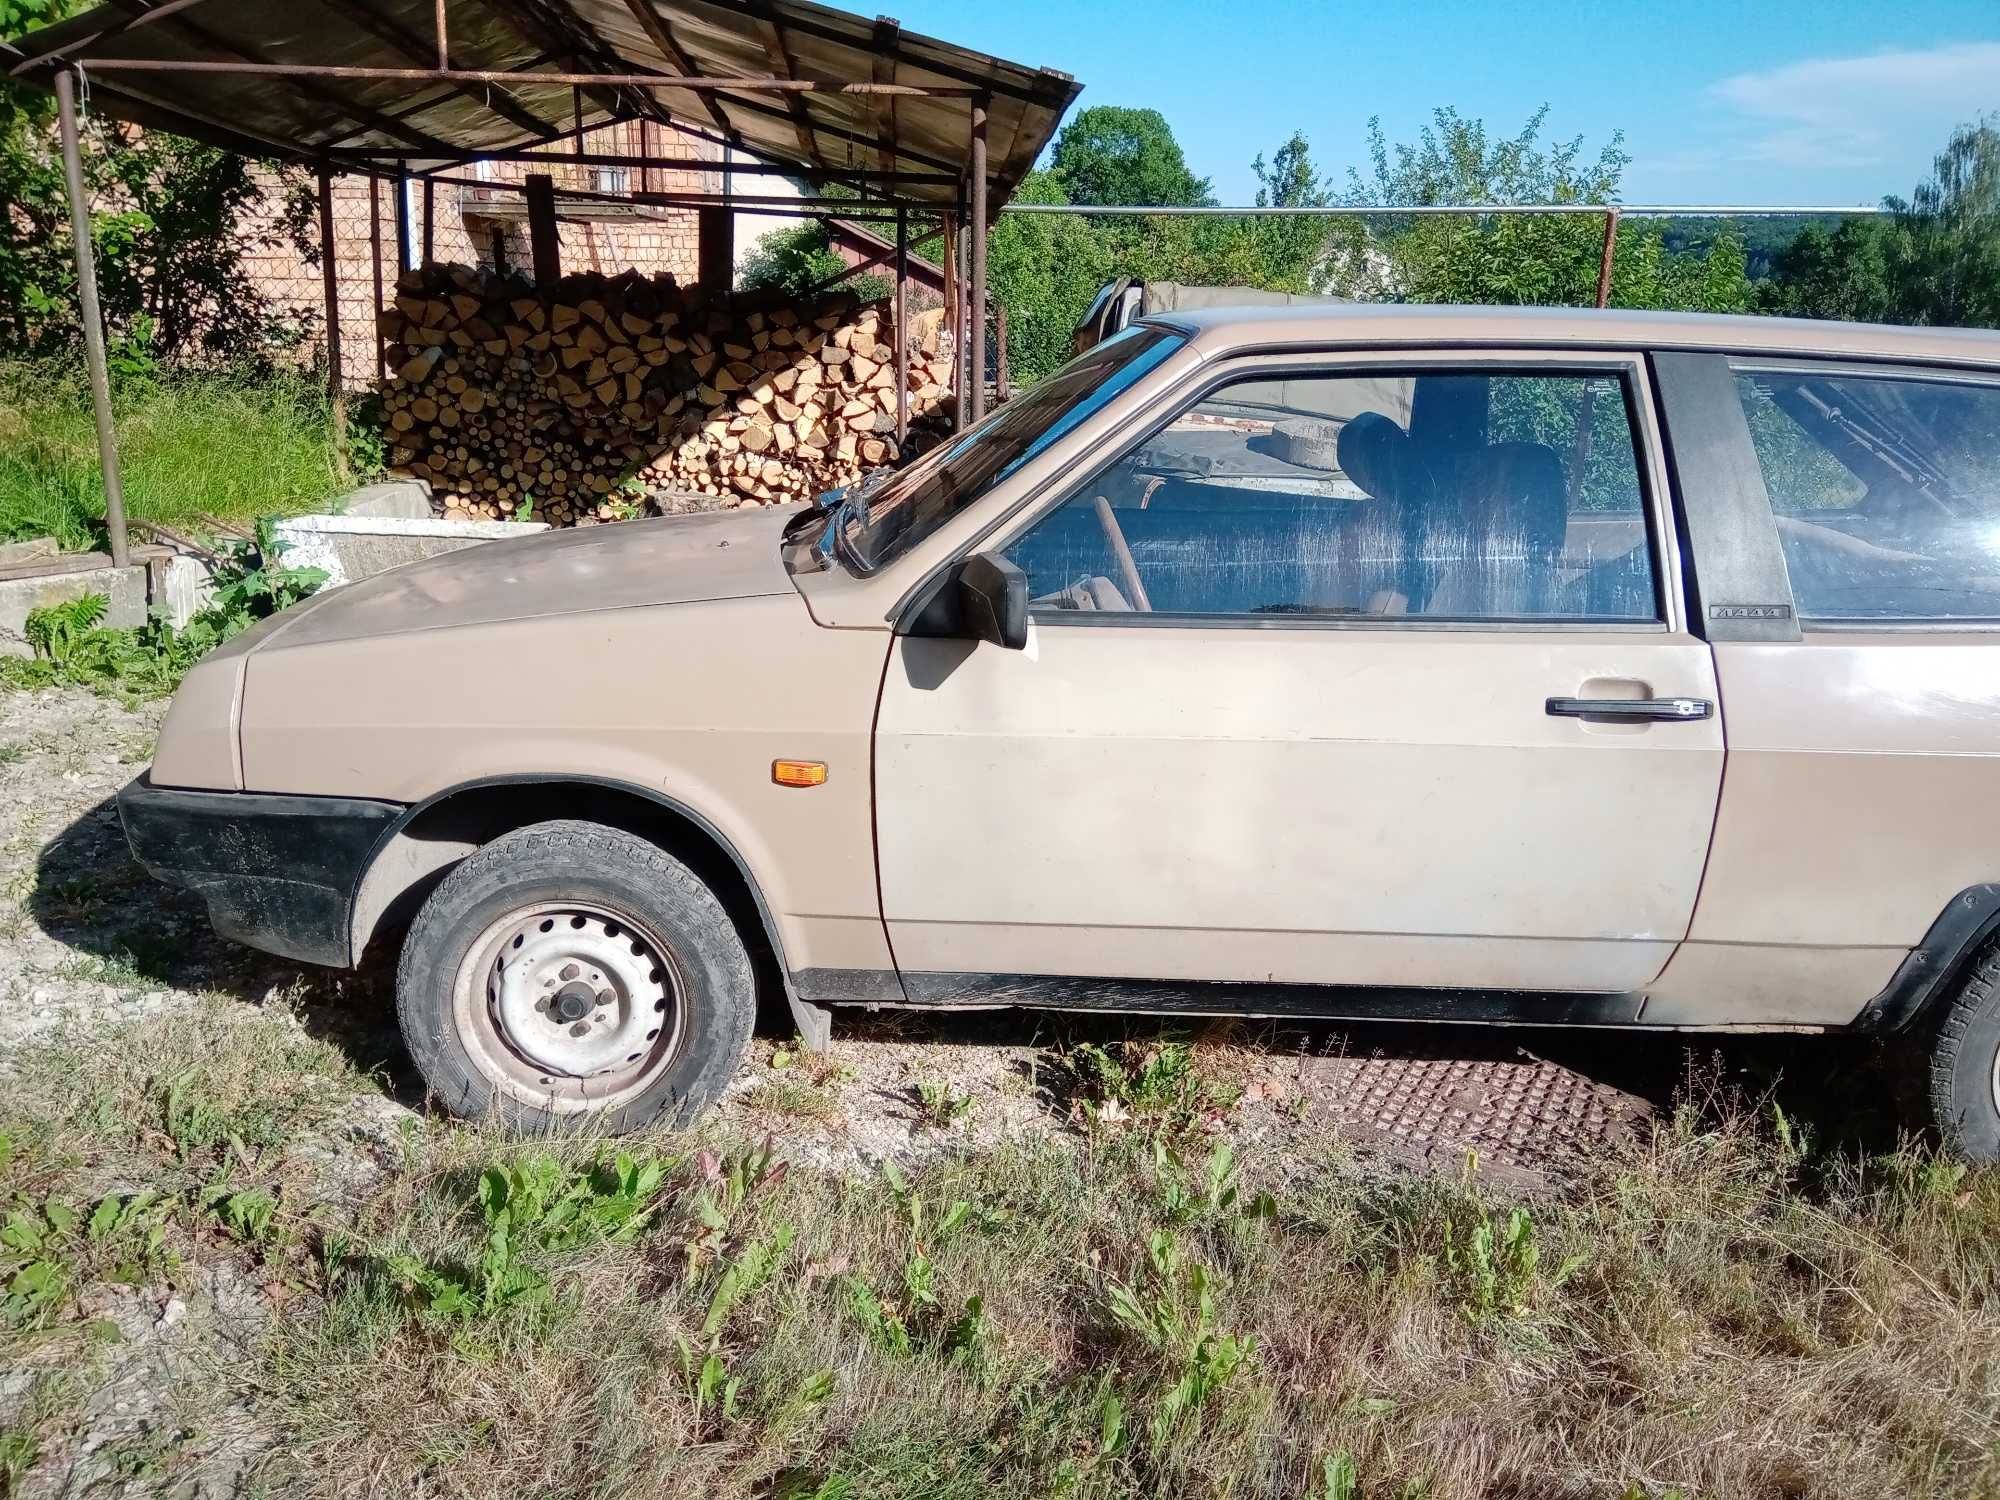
[117,776,405,968]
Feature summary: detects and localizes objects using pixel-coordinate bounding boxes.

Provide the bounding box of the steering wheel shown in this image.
[1092,495,1153,611]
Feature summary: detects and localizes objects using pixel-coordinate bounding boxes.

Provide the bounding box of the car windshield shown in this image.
[836,325,1183,571]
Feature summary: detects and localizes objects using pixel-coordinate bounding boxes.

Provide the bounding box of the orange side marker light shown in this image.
[772,759,828,788]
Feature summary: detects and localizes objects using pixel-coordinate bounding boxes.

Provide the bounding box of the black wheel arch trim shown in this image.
[355,772,833,1048]
[117,775,402,969]
[1850,884,2000,1034]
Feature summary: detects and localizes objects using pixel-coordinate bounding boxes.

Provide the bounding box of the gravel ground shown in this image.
[0,684,1894,1495]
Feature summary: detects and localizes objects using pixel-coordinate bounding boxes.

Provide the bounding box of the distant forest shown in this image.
[1653,217,1844,280]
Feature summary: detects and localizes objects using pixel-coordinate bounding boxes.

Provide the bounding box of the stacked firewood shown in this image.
[373,264,957,525]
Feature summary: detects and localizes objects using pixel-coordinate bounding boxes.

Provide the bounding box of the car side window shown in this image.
[1733,365,2000,622]
[1003,368,1659,622]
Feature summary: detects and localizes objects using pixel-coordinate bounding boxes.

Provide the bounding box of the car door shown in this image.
[1643,351,2000,1025]
[872,351,1724,1004]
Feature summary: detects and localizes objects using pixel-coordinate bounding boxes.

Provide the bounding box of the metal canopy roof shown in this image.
[5,0,1081,207]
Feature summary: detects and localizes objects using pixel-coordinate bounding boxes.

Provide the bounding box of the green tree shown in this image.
[1759,120,1999,329]
[1326,106,1750,312]
[1,0,313,364]
[986,169,1113,383]
[1239,131,1336,292]
[738,220,888,303]
[1049,105,1213,209]
[1886,118,2000,327]
[1757,218,1894,322]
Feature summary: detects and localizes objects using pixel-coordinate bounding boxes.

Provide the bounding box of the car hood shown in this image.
[241,504,801,655]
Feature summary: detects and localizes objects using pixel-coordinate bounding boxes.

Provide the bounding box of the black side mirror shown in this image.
[955,553,1028,650]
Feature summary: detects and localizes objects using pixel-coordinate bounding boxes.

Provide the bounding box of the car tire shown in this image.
[395,819,755,1135]
[1927,941,2000,1161]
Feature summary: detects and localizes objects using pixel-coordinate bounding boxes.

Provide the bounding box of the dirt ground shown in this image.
[0,686,1917,1496]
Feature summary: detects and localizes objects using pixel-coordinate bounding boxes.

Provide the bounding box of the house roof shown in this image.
[4,0,1080,208]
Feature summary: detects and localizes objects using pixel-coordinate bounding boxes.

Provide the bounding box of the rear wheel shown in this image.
[396,819,754,1134]
[1926,942,2000,1161]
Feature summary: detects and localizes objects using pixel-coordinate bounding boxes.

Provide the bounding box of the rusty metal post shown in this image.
[960,209,976,428]
[433,0,448,68]
[1595,208,1620,309]
[316,163,346,473]
[894,204,908,444]
[696,206,732,292]
[368,173,386,374]
[994,300,1008,403]
[421,176,434,264]
[968,93,989,421]
[55,68,128,567]
[524,173,561,283]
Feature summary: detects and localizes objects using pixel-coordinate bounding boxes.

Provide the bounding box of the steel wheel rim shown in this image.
[452,900,687,1115]
[1989,1036,2000,1124]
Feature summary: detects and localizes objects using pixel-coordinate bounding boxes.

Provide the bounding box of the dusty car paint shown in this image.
[136,303,2000,1039]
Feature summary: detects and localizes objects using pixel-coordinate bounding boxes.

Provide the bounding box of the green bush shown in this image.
[1,516,327,698]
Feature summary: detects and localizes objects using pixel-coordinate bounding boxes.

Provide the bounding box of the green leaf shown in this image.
[87,1196,121,1241]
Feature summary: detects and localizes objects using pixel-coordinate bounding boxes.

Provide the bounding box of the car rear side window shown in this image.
[1003,367,1660,622]
[1733,365,2000,622]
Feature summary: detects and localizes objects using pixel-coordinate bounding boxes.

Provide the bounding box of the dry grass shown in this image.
[2,1001,1998,1499]
[270,1104,2000,1499]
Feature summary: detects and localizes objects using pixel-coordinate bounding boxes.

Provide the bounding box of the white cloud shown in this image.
[1706,42,2000,169]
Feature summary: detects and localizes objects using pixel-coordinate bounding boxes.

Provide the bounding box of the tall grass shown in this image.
[4,993,1999,1497]
[0,362,346,552]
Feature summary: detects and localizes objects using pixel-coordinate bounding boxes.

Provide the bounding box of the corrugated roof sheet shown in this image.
[4,0,1080,207]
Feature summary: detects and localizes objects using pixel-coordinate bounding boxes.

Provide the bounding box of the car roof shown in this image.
[1146,303,2000,369]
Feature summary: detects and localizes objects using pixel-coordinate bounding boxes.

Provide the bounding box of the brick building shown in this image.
[237,119,720,389]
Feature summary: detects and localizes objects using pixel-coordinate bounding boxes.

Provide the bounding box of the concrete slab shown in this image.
[0,537,58,569]
[333,479,434,520]
[0,562,148,659]
[272,513,547,588]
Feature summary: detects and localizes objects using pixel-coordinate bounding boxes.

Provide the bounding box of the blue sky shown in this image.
[884,0,2000,207]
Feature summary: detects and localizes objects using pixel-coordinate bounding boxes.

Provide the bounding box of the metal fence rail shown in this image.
[996,200,1898,315]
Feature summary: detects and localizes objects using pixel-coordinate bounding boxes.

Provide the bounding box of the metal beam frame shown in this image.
[312,0,560,139]
[55,66,128,568]
[71,57,985,96]
[151,9,465,156]
[10,0,215,74]
[482,0,667,126]
[894,203,908,443]
[700,0,1066,106]
[618,0,733,135]
[967,91,987,421]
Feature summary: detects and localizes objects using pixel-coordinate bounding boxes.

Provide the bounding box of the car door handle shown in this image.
[1546,696,1713,722]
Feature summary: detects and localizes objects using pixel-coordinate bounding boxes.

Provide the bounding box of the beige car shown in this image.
[121,306,2000,1153]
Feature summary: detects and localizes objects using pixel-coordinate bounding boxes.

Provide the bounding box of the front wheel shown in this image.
[395,819,755,1134]
[1927,942,2000,1161]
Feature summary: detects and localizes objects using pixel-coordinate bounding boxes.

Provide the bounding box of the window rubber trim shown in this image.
[899,352,1676,635]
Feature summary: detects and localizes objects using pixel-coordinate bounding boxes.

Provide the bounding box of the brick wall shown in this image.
[238,120,719,389]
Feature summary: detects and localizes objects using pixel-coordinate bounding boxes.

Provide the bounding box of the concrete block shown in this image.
[0,537,58,569]
[333,479,434,520]
[0,562,148,659]
[159,554,216,629]
[272,513,547,589]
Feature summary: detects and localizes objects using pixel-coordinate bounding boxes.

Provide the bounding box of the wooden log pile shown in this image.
[374,264,957,525]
